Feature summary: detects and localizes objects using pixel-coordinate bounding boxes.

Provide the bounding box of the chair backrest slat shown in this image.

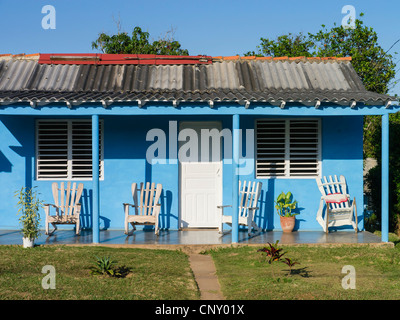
[147,183,156,216]
[132,182,162,217]
[238,180,262,218]
[144,182,151,215]
[64,182,70,215]
[68,183,77,216]
[52,182,59,208]
[131,183,139,215]
[238,180,245,217]
[60,182,65,214]
[141,182,144,215]
[52,182,83,217]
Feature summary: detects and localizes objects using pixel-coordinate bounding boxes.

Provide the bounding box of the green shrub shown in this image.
[14,186,43,240]
[365,113,400,235]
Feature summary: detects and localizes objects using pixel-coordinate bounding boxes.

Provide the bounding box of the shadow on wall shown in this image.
[79,189,109,230]
[158,189,174,230]
[0,151,12,173]
[0,117,35,191]
[77,189,92,230]
[255,179,275,231]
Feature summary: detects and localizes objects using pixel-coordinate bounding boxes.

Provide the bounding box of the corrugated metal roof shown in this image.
[0,54,392,106]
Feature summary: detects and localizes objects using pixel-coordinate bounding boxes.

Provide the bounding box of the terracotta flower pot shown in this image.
[280,216,295,233]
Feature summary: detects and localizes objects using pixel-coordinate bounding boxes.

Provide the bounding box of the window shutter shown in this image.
[37,120,69,179]
[256,120,286,177]
[289,120,320,177]
[256,119,320,178]
[36,120,103,180]
[71,121,103,179]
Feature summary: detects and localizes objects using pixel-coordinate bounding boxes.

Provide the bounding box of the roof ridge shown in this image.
[0,53,351,64]
[0,53,40,61]
[212,55,352,62]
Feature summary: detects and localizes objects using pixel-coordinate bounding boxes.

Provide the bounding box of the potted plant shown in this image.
[14,187,43,248]
[275,191,298,233]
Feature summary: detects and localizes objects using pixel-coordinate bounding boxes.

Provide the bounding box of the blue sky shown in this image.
[1,0,400,94]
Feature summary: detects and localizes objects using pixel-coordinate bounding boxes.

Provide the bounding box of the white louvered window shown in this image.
[256,119,321,178]
[36,119,104,180]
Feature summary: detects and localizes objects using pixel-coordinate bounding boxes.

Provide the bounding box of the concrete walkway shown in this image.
[188,253,225,300]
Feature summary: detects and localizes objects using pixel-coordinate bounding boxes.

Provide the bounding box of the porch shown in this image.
[0,229,387,248]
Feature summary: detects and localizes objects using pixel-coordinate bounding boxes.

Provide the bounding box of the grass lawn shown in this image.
[2,232,400,300]
[0,245,199,300]
[208,242,400,300]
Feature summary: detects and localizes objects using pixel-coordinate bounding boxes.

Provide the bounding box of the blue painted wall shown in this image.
[0,114,364,231]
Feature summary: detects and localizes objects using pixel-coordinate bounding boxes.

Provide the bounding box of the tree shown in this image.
[244,33,314,58]
[92,26,189,55]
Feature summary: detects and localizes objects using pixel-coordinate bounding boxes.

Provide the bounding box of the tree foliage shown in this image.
[92,26,189,55]
[244,33,314,58]
[365,113,400,234]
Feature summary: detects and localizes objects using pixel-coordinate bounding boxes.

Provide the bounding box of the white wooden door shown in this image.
[179,121,222,228]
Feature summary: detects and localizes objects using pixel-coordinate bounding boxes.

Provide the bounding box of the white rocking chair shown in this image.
[218,180,262,235]
[316,175,358,233]
[44,182,84,235]
[124,182,162,236]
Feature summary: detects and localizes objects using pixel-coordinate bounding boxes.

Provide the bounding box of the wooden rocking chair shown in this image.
[124,182,162,236]
[217,180,262,235]
[44,182,84,235]
[316,175,358,233]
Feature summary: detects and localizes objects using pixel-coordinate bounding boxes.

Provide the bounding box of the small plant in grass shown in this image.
[257,241,286,278]
[282,257,300,276]
[257,241,299,279]
[90,255,131,278]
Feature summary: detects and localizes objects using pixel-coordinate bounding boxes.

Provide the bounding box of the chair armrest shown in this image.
[44,203,57,208]
[123,203,137,207]
[43,204,58,216]
[217,205,232,216]
[43,203,60,217]
[248,207,259,210]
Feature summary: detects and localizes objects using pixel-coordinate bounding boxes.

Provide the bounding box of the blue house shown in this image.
[0,53,397,243]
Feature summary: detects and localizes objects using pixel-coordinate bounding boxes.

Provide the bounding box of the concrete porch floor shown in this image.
[0,228,389,248]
